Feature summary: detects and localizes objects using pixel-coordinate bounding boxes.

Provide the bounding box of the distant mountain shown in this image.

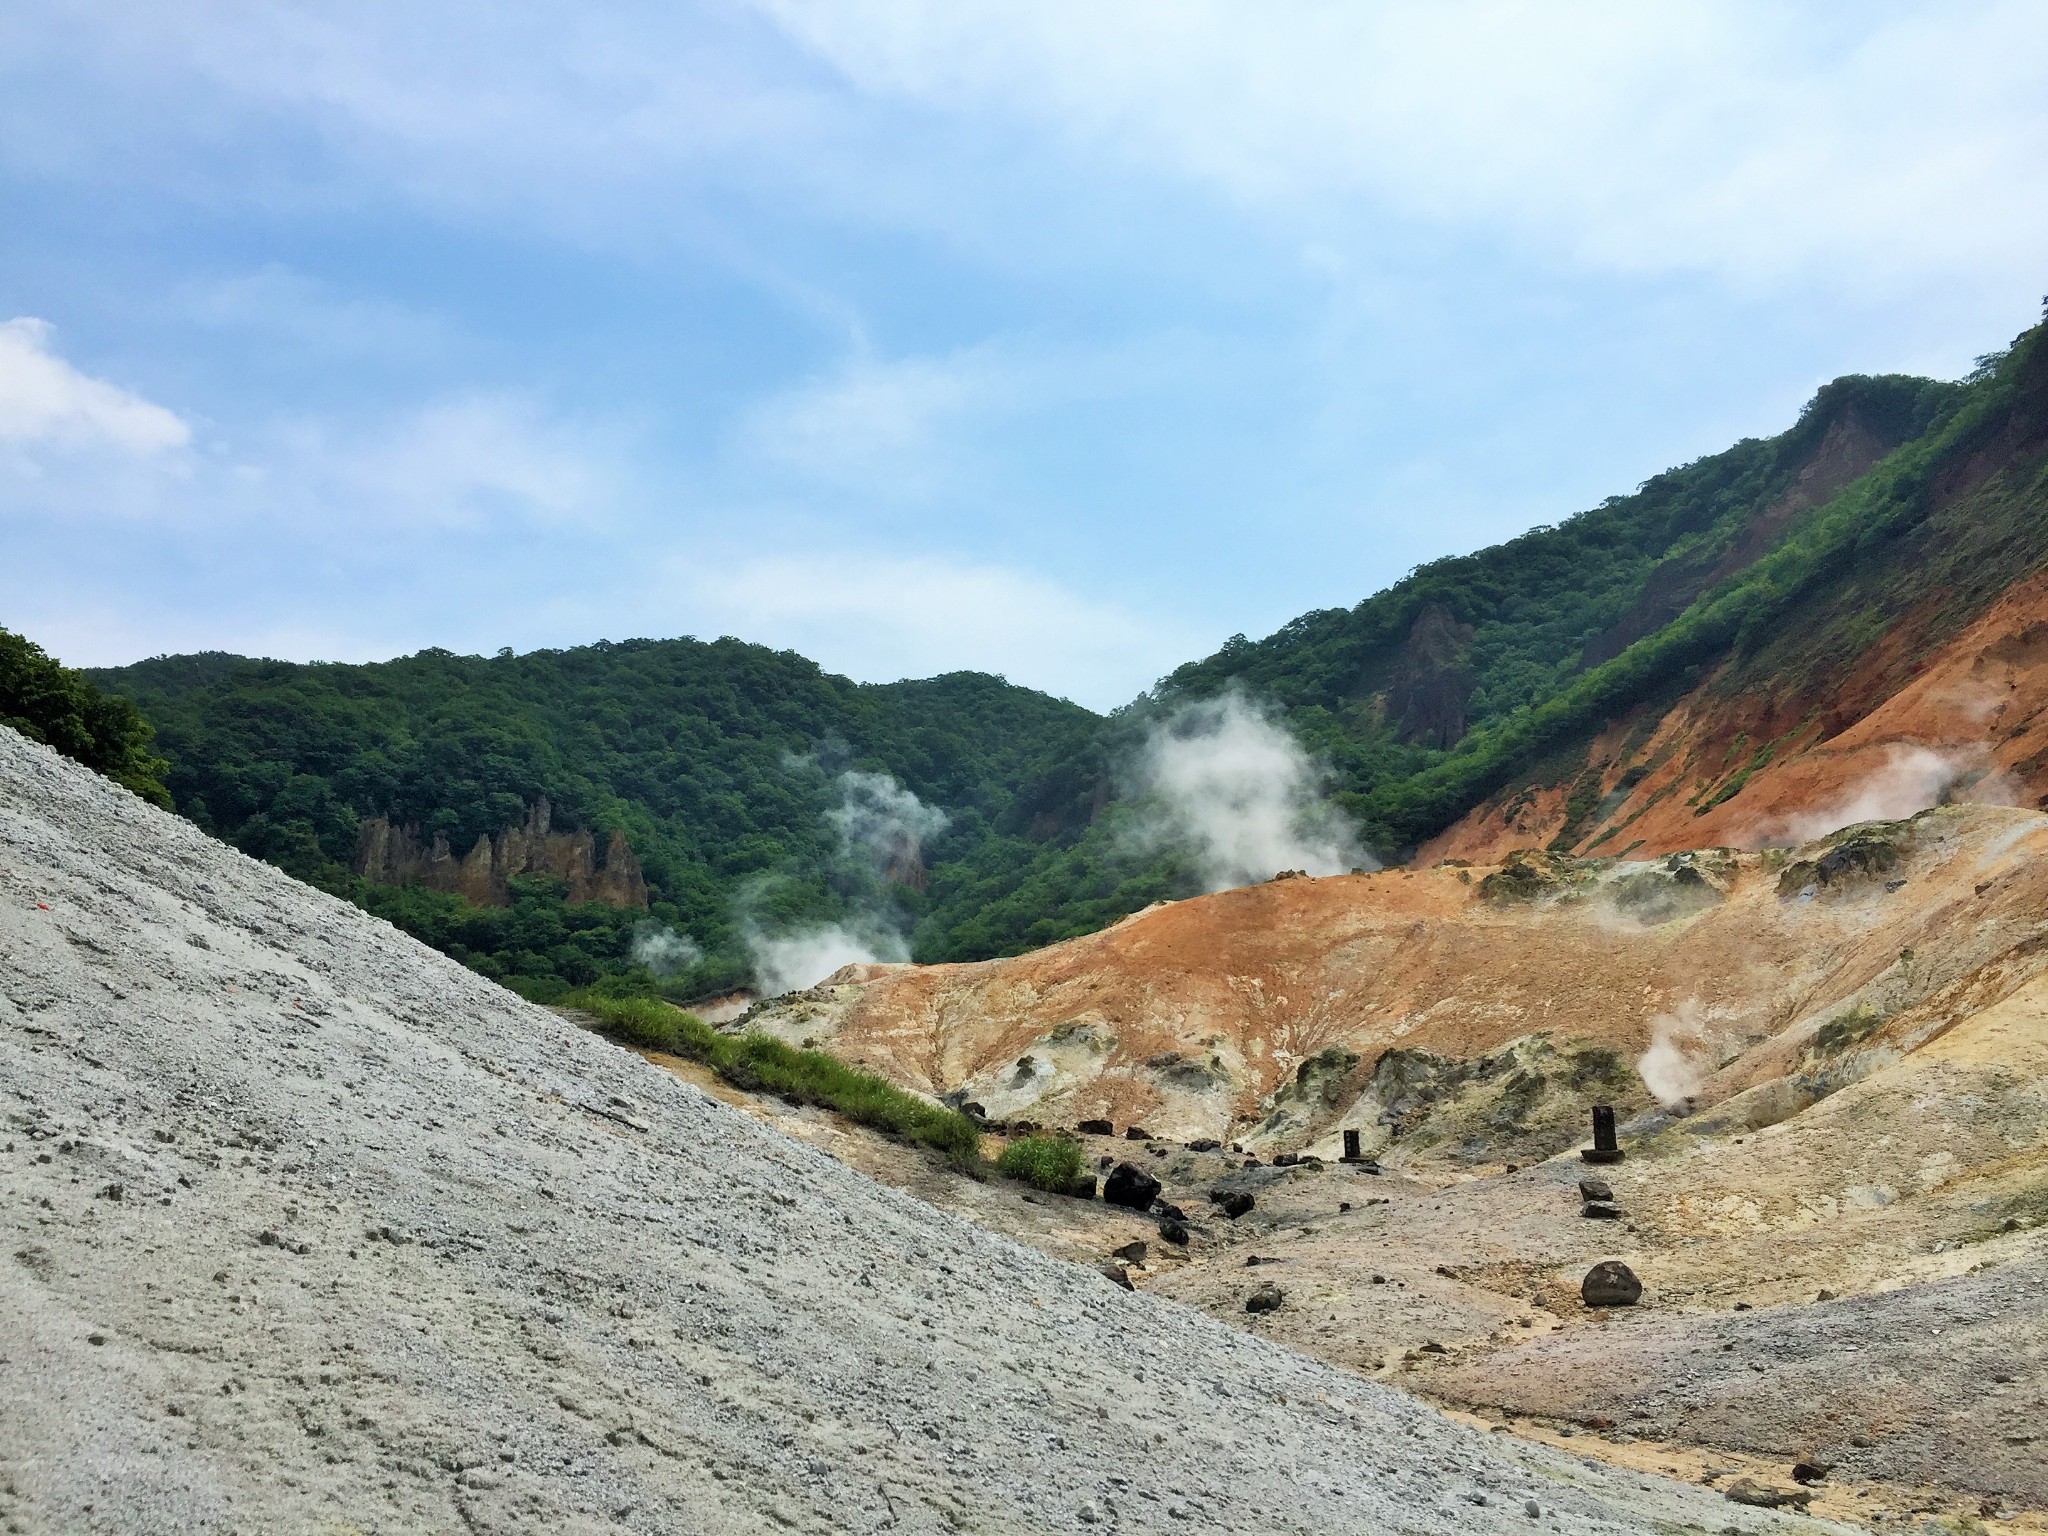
[80,311,2048,990]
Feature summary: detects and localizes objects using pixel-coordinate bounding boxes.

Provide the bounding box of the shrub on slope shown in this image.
[0,626,170,808]
[565,990,981,1170]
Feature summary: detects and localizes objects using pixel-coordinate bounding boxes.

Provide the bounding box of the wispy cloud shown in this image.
[760,0,2048,294]
[0,319,189,453]
[737,346,1008,497]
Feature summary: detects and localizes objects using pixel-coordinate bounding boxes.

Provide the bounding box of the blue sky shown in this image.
[3,1,2045,710]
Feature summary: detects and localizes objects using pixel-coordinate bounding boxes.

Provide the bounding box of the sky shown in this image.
[3,2,2045,711]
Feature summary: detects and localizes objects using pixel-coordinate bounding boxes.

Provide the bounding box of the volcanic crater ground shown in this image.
[0,725,1877,1534]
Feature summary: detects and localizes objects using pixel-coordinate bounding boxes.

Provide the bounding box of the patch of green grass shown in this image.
[995,1133,1086,1193]
[563,991,982,1170]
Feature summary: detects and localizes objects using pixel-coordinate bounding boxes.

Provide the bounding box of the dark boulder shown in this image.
[1124,1126,1153,1141]
[1210,1189,1255,1220]
[1158,1219,1189,1246]
[1076,1119,1114,1137]
[1581,1201,1623,1220]
[1245,1283,1284,1315]
[1103,1162,1163,1211]
[1581,1260,1642,1308]
[1577,1177,1614,1202]
[1186,1138,1221,1152]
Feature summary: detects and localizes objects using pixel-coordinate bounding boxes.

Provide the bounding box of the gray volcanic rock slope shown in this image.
[0,729,1843,1536]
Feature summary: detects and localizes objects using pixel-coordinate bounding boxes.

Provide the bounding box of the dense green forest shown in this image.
[1,627,171,808]
[61,313,2047,994]
[88,641,1098,999]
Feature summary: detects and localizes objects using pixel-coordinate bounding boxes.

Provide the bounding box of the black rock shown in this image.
[1245,1283,1284,1314]
[1124,1126,1153,1141]
[1076,1119,1114,1137]
[1065,1175,1098,1201]
[1111,1239,1148,1265]
[1156,1203,1187,1221]
[1272,1152,1298,1167]
[1580,1260,1642,1308]
[1581,1201,1623,1220]
[1103,1162,1163,1211]
[1211,1190,1255,1220]
[1790,1461,1832,1486]
[1577,1177,1614,1202]
[1158,1219,1189,1246]
[1186,1138,1221,1152]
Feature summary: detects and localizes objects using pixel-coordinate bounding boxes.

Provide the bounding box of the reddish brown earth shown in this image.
[749,804,2048,1154]
[723,805,2048,1520]
[1422,571,2048,868]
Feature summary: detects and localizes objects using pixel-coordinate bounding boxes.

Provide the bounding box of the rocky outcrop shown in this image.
[1384,603,1477,749]
[352,796,647,908]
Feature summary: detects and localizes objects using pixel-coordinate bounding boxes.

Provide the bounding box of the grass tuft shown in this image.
[995,1133,1085,1193]
[563,991,982,1171]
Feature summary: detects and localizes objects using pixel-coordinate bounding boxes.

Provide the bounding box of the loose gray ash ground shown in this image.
[0,728,1849,1535]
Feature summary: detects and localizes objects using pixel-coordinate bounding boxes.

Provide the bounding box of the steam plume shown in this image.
[825,768,950,885]
[1133,687,1371,892]
[743,767,947,995]
[1636,999,1712,1107]
[746,920,909,997]
[1756,743,2018,847]
[631,922,703,979]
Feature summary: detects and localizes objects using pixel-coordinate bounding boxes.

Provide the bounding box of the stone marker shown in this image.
[1581,1260,1642,1308]
[1341,1128,1365,1163]
[1581,1105,1625,1165]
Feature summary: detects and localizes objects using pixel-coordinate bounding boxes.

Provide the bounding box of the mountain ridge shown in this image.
[62,311,2048,990]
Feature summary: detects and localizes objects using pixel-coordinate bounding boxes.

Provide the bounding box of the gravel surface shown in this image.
[0,729,1849,1536]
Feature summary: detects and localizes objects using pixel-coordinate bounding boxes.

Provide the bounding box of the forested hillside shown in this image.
[89,640,1095,998]
[76,313,2048,989]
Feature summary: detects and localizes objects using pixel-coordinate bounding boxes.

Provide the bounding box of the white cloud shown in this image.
[739,347,1007,495]
[664,549,1202,707]
[330,394,611,527]
[758,0,2048,293]
[0,318,189,453]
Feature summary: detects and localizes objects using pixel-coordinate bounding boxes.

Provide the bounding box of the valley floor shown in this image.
[627,1055,2048,1531]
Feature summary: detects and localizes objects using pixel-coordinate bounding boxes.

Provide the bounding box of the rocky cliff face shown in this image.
[353,796,647,908]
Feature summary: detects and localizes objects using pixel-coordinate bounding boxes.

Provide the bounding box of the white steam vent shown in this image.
[1133,686,1372,892]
